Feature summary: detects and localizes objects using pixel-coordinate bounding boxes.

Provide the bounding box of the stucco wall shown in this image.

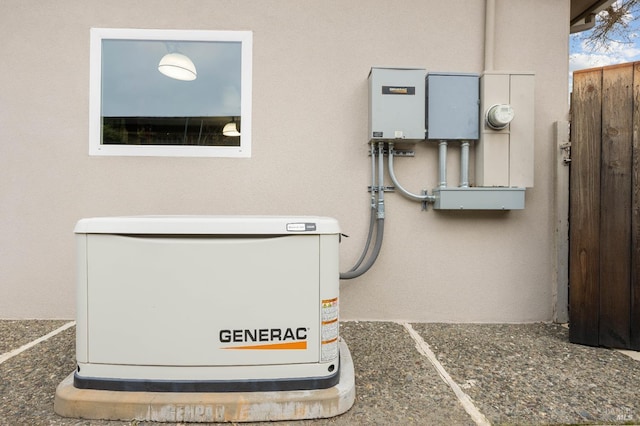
[0,0,570,320]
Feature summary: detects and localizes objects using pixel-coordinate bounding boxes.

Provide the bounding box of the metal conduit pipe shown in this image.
[376,141,385,218]
[348,207,376,272]
[340,141,386,280]
[371,140,377,208]
[460,140,470,188]
[339,219,383,280]
[438,140,448,188]
[387,143,434,202]
[347,141,377,272]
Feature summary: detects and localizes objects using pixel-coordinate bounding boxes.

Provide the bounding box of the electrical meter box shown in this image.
[476,72,535,188]
[368,67,426,142]
[74,215,341,392]
[426,72,479,140]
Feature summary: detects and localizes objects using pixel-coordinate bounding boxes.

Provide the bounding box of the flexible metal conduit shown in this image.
[348,207,376,272]
[346,143,378,272]
[388,143,435,202]
[340,141,385,280]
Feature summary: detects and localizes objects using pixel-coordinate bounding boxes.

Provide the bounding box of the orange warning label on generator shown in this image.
[321,297,339,361]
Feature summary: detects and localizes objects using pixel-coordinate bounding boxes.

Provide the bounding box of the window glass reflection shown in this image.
[101,39,242,147]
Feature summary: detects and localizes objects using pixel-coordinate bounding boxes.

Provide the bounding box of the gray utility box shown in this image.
[368,67,426,142]
[426,72,479,140]
[433,187,525,210]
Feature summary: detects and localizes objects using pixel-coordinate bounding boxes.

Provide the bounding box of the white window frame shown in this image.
[89,28,252,157]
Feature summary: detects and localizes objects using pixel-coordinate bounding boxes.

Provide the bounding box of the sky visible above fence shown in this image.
[570,7,640,83]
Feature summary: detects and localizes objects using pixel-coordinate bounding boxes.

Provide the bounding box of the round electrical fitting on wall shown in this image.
[486,104,515,130]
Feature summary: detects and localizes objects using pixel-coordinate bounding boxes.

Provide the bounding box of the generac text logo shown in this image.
[219,327,308,350]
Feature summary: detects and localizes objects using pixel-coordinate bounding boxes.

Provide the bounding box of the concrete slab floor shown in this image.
[0,320,638,425]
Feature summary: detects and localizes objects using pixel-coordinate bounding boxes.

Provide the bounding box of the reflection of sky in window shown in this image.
[102,39,241,117]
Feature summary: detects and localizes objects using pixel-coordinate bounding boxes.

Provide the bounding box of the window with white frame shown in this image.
[89,28,252,157]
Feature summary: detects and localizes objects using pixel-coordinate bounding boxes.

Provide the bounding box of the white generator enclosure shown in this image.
[74,216,341,392]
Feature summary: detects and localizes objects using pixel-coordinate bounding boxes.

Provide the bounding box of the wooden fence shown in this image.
[570,61,640,350]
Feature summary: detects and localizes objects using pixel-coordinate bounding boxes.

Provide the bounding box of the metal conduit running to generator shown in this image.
[340,141,385,280]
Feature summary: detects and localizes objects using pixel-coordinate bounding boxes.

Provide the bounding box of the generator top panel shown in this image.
[74,215,340,235]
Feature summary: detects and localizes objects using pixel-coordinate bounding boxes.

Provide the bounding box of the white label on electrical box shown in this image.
[286,222,317,232]
[394,130,404,138]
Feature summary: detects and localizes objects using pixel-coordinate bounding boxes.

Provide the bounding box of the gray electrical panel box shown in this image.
[368,67,426,142]
[433,187,525,210]
[426,72,479,140]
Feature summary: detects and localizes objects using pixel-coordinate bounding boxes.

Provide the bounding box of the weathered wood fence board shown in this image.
[599,65,633,348]
[570,67,602,347]
[570,62,640,350]
[633,64,640,349]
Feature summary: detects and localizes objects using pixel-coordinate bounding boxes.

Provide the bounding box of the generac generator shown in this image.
[73,216,341,392]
